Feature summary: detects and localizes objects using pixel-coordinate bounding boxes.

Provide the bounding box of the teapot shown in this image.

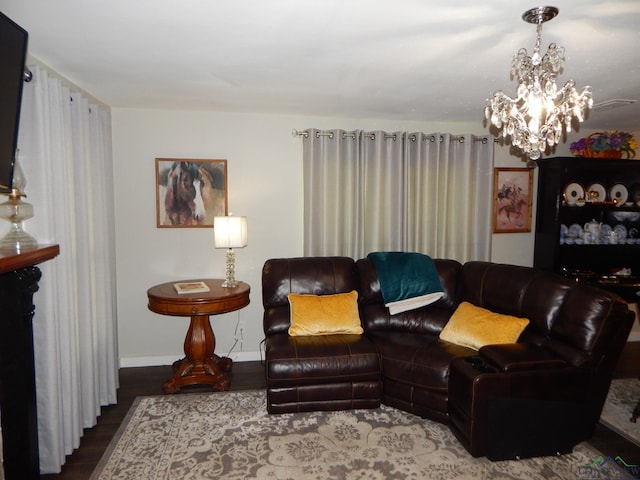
[583,219,601,237]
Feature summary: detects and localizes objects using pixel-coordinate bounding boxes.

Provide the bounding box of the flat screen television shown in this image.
[0,12,29,194]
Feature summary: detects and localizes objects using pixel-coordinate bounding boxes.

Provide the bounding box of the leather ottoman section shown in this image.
[367,331,475,422]
[266,334,381,385]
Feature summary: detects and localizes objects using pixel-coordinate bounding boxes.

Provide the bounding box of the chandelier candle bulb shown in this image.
[485,6,593,160]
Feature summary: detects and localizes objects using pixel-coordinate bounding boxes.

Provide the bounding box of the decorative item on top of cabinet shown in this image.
[534,157,640,303]
[569,131,637,159]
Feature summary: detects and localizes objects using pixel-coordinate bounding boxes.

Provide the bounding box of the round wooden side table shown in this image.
[147,279,250,393]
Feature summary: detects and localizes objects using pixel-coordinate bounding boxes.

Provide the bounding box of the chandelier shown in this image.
[485,6,593,160]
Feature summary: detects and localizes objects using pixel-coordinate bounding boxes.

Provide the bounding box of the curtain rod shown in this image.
[292,129,496,144]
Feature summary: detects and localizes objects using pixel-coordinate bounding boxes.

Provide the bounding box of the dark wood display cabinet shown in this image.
[534,157,640,303]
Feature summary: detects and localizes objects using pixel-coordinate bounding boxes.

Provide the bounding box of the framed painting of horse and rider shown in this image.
[492,167,533,234]
[155,158,228,228]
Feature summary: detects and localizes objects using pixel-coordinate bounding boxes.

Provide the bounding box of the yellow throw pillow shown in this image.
[288,290,364,336]
[439,301,529,350]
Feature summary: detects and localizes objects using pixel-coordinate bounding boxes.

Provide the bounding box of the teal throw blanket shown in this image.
[368,252,444,313]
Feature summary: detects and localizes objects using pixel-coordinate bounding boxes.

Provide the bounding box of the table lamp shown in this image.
[213,215,247,287]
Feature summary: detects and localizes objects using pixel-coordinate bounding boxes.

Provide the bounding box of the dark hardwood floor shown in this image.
[41,343,640,479]
[40,361,268,479]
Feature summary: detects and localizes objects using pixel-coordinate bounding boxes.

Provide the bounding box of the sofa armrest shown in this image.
[449,355,594,460]
[478,343,567,373]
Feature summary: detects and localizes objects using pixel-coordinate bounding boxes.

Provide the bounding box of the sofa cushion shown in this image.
[265,333,380,386]
[288,291,363,336]
[439,302,529,350]
[368,331,475,390]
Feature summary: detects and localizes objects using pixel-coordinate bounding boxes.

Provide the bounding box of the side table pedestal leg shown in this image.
[162,315,232,394]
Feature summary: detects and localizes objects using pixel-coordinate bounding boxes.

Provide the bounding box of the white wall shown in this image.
[110,108,589,366]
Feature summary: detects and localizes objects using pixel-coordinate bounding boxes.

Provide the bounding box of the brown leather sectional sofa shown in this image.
[262,256,634,460]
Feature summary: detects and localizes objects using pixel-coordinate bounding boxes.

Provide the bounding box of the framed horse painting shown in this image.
[492,167,533,233]
[155,158,228,228]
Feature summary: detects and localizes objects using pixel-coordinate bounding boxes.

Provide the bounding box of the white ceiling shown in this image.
[2,0,640,131]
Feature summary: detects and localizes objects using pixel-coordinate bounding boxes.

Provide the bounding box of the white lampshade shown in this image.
[213,216,248,249]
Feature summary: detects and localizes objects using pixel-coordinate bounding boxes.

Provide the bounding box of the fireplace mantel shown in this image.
[0,244,59,479]
[0,244,59,274]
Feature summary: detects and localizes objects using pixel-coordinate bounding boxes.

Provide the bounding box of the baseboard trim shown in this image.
[120,351,263,368]
[119,334,640,367]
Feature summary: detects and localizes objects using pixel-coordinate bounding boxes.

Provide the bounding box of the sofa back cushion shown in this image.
[262,257,359,336]
[355,257,461,335]
[460,261,568,335]
[459,261,633,367]
[550,285,633,368]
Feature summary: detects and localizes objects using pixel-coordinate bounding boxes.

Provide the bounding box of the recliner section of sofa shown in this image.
[262,255,635,460]
[262,257,381,414]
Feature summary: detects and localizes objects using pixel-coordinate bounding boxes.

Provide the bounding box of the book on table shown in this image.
[173,281,210,294]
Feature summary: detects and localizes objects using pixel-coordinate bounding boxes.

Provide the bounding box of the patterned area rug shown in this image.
[601,378,640,446]
[90,390,614,480]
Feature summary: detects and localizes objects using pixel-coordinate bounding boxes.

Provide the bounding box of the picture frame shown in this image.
[155,158,228,228]
[493,167,533,233]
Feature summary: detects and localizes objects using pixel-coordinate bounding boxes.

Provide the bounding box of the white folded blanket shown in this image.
[386,291,444,315]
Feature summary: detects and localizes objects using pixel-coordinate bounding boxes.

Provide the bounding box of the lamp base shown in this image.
[221,247,238,288]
